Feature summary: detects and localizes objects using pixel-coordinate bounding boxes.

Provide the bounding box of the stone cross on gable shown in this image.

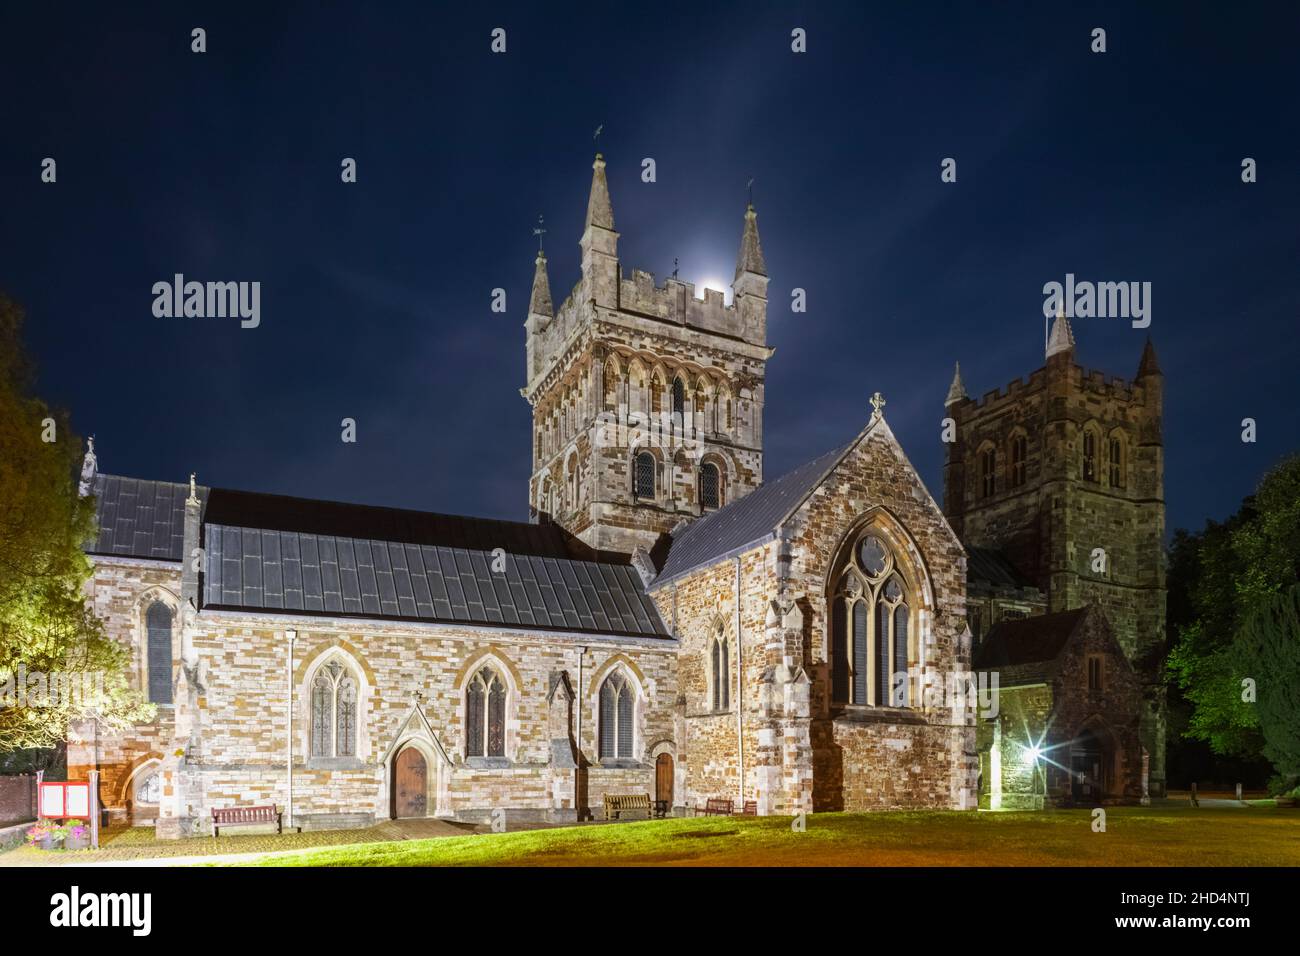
[870,391,886,419]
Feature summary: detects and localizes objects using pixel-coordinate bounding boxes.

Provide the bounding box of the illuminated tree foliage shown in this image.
[1167,455,1300,774]
[1237,585,1300,779]
[0,293,153,751]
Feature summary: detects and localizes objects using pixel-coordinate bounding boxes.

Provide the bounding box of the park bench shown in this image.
[211,804,287,838]
[737,800,757,816]
[698,797,733,816]
[603,793,652,821]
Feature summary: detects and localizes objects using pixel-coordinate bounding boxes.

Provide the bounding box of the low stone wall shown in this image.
[0,820,34,852]
[0,774,36,828]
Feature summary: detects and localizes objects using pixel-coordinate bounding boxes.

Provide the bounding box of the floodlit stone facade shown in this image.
[68,155,1159,837]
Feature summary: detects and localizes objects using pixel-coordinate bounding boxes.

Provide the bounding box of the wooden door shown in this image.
[393,747,428,818]
[655,752,674,804]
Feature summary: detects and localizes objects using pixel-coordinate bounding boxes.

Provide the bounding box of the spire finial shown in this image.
[78,435,98,497]
[870,391,887,420]
[187,472,198,505]
[533,214,547,254]
[747,176,754,208]
[945,362,968,406]
[1046,304,1076,359]
[593,124,603,155]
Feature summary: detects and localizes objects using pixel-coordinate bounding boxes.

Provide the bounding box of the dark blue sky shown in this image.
[2,1,1297,537]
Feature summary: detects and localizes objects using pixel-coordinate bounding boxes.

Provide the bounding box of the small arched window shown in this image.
[466,667,507,758]
[311,660,358,758]
[145,601,173,704]
[1082,429,1098,482]
[1108,435,1124,488]
[650,371,664,415]
[831,532,914,708]
[980,447,996,498]
[671,377,685,419]
[710,626,730,710]
[1010,434,1027,488]
[633,451,656,500]
[700,462,721,510]
[599,673,635,760]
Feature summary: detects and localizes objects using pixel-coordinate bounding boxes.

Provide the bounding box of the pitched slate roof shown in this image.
[203,523,666,637]
[973,608,1088,684]
[966,546,1039,592]
[89,474,208,561]
[655,443,850,585]
[89,473,669,638]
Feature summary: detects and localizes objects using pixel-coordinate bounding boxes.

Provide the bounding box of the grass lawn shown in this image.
[241,805,1300,867]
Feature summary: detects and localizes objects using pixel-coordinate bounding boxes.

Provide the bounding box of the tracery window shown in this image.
[671,377,685,419]
[700,462,721,510]
[465,667,507,758]
[1108,436,1124,488]
[1082,429,1098,483]
[830,532,913,707]
[1010,434,1027,488]
[980,447,996,498]
[145,601,173,704]
[311,660,358,758]
[599,673,635,760]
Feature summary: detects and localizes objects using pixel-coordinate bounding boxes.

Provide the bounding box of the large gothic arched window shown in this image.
[599,672,635,760]
[699,462,721,510]
[466,667,507,758]
[311,660,358,758]
[830,532,913,708]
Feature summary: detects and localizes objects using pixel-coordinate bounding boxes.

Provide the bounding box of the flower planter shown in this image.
[37,836,57,851]
[65,832,90,850]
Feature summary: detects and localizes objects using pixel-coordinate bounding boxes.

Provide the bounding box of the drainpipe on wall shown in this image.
[286,629,296,830]
[734,557,744,804]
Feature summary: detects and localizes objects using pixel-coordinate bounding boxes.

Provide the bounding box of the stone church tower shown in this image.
[942,312,1167,796]
[523,154,773,553]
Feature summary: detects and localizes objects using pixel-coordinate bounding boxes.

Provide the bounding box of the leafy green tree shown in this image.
[0,293,153,751]
[1237,585,1300,780]
[1167,455,1300,773]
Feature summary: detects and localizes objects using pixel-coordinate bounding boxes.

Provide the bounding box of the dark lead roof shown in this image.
[204,524,667,637]
[973,608,1088,684]
[966,546,1039,591]
[654,443,849,584]
[89,474,208,561]
[88,473,667,638]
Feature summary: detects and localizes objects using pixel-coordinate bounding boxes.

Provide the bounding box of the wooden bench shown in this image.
[737,800,757,816]
[603,793,652,821]
[698,797,733,816]
[211,804,285,838]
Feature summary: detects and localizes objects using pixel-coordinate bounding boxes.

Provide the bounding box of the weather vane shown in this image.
[533,214,546,253]
[747,176,754,206]
[593,124,604,152]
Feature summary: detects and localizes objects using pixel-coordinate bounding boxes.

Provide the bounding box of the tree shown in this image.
[1238,585,1300,780]
[0,292,153,751]
[1167,455,1300,776]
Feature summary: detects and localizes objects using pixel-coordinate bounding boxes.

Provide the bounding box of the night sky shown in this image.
[2,1,1297,538]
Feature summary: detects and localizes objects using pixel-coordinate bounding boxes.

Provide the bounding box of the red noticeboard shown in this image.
[39,781,92,820]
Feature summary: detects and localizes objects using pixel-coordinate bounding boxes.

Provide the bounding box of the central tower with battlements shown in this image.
[523,154,773,554]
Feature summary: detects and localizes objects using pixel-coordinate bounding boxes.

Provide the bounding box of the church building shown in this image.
[68,154,1161,834]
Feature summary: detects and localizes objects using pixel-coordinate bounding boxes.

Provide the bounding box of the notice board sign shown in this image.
[39,781,93,820]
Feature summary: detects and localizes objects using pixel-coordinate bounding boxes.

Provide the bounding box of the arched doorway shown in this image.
[655,752,674,812]
[392,745,429,818]
[1070,726,1113,802]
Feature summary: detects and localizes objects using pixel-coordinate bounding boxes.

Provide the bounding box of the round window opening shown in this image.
[857,535,888,576]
